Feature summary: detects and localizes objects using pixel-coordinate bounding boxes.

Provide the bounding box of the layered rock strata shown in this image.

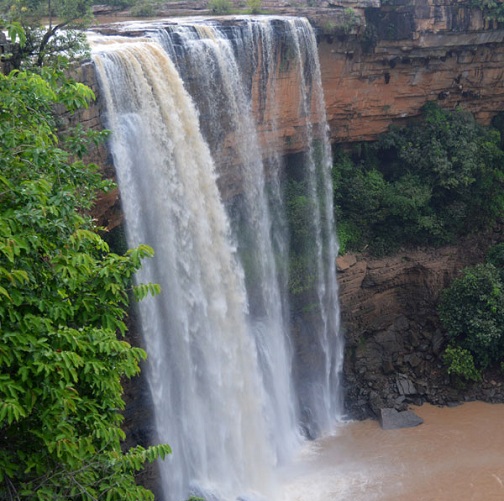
[83,0,504,220]
[338,226,504,420]
[320,0,504,143]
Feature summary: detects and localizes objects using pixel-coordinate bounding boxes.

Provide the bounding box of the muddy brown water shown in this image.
[281,402,504,501]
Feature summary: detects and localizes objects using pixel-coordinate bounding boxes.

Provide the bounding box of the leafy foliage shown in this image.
[285,177,319,301]
[0,67,170,498]
[468,0,504,23]
[486,242,504,273]
[443,345,482,382]
[246,0,262,14]
[1,0,92,68]
[341,7,359,35]
[438,263,504,369]
[129,0,157,16]
[333,103,504,255]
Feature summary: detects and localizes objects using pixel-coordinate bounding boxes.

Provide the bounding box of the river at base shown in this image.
[280,401,504,501]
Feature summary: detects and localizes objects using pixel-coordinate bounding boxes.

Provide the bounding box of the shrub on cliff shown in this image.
[487,242,504,275]
[438,263,504,370]
[443,345,482,382]
[468,0,504,23]
[0,66,170,498]
[333,103,504,255]
[285,177,319,303]
[208,0,232,14]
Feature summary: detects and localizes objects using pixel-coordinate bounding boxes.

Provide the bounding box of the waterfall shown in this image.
[91,16,343,501]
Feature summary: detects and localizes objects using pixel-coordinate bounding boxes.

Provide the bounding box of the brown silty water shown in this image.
[281,402,504,501]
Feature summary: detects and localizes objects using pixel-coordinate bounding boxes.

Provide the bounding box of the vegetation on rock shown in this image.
[208,0,232,14]
[442,345,482,382]
[333,103,504,255]
[468,0,504,23]
[439,252,504,378]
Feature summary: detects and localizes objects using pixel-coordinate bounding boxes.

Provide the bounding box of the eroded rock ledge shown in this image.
[320,0,504,143]
[338,226,504,420]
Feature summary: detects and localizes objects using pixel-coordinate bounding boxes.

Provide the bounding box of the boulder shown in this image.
[378,408,424,430]
[396,375,417,396]
[336,253,357,271]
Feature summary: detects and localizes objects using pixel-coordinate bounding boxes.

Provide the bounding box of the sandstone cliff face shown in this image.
[185,1,504,150]
[320,0,504,143]
[82,2,504,420]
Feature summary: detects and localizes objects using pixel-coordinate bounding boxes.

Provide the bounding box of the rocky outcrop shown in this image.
[90,0,504,147]
[80,2,504,419]
[319,0,504,142]
[337,226,504,420]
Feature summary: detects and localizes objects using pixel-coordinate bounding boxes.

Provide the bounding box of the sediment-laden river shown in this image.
[281,401,504,501]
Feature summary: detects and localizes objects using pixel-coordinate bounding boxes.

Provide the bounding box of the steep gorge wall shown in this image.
[337,226,504,420]
[320,0,504,143]
[316,0,504,417]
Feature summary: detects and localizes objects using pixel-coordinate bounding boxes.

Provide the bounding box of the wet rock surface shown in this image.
[82,0,504,228]
[378,407,424,430]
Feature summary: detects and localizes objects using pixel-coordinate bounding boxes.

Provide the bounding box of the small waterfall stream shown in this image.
[91,16,343,501]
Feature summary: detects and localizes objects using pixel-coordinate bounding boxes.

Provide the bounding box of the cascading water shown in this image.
[283,20,343,437]
[90,16,343,501]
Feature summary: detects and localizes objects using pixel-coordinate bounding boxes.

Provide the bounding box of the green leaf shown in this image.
[0,67,167,499]
[132,282,161,301]
[7,22,27,47]
[0,286,11,301]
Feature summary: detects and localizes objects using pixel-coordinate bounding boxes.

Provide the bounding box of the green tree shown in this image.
[378,103,504,235]
[208,0,232,14]
[468,0,504,22]
[0,67,170,498]
[333,149,388,252]
[487,242,504,273]
[1,0,92,69]
[246,0,261,14]
[438,263,504,369]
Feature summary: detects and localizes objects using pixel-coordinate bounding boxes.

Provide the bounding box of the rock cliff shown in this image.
[90,0,504,146]
[338,225,504,419]
[319,0,504,143]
